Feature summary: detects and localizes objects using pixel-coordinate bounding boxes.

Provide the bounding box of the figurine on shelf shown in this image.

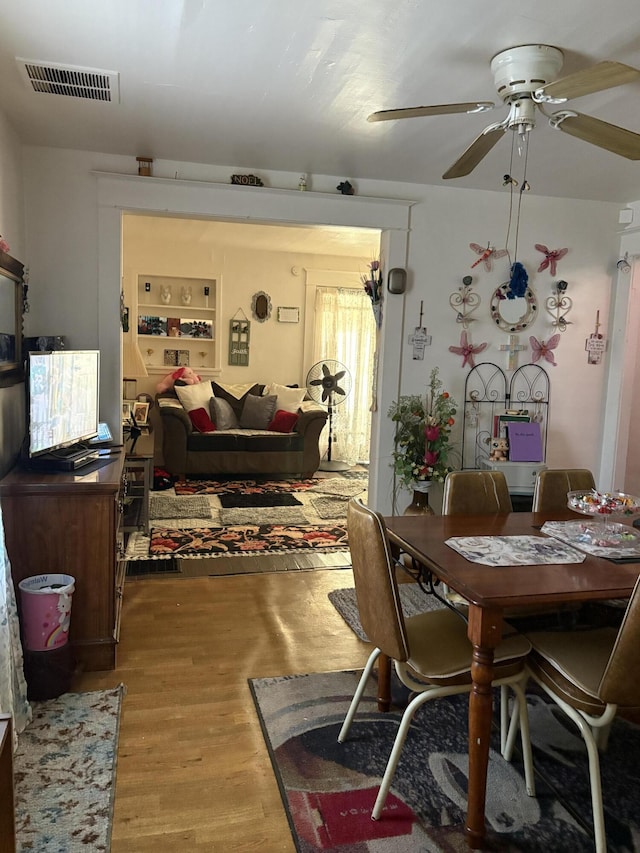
[181,285,192,305]
[160,284,172,305]
[489,437,509,462]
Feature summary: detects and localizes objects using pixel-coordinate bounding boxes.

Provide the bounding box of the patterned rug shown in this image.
[150,523,349,556]
[14,685,124,852]
[219,492,303,508]
[174,478,318,496]
[219,506,309,526]
[250,670,640,852]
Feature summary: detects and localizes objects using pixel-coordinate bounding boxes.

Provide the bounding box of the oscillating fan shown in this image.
[306,360,353,472]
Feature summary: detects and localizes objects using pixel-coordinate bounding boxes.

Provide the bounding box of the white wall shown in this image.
[20,144,626,512]
[0,109,26,477]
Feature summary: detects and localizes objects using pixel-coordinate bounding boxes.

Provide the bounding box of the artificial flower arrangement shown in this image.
[362,260,382,305]
[388,367,458,486]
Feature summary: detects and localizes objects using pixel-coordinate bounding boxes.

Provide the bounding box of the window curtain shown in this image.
[313,286,376,465]
[0,505,31,748]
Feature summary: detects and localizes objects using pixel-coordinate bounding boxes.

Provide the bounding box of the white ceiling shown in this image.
[2,0,640,204]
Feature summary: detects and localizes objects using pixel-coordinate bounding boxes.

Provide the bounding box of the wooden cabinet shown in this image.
[135,274,218,376]
[0,451,126,671]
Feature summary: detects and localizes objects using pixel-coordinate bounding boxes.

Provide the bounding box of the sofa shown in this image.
[156,380,328,479]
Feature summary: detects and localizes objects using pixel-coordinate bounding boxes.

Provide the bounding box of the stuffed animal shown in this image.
[156,365,201,393]
[489,437,509,462]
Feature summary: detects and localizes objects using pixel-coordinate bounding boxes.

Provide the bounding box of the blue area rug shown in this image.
[250,670,639,852]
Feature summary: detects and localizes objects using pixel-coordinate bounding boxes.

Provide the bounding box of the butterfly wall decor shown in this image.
[530,334,561,366]
[535,244,568,276]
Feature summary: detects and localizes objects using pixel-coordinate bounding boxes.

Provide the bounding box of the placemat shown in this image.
[446,535,586,566]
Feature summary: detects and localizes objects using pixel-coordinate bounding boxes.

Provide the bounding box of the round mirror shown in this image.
[490,283,537,332]
[251,291,272,322]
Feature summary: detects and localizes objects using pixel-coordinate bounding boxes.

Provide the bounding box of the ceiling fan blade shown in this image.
[550,111,640,160]
[536,61,640,103]
[367,102,494,122]
[442,124,506,179]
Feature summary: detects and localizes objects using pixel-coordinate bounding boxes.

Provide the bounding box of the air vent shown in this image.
[17,58,120,103]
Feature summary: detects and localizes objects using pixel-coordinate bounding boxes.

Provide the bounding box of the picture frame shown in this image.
[132,401,150,426]
[138,315,168,336]
[180,318,213,339]
[277,306,299,323]
[122,401,133,424]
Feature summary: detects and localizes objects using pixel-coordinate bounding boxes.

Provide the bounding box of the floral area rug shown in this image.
[14,685,124,852]
[250,670,640,852]
[174,478,319,496]
[125,476,366,564]
[150,523,349,557]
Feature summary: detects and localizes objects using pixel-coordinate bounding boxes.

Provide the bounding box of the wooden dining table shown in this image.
[383,509,640,850]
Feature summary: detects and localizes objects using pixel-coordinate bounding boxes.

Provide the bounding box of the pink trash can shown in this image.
[18,574,75,652]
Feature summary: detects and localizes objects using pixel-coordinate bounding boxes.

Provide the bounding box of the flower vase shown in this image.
[404,480,435,516]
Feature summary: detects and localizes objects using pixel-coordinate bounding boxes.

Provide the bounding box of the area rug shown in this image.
[219,492,303,508]
[174,478,318,496]
[219,506,309,526]
[149,493,212,520]
[14,685,125,852]
[329,584,444,641]
[307,478,368,498]
[310,495,351,519]
[150,523,349,556]
[250,670,639,852]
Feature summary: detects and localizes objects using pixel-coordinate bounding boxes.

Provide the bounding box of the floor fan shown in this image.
[306,360,353,472]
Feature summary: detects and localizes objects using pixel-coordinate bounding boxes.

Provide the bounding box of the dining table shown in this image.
[383,508,640,850]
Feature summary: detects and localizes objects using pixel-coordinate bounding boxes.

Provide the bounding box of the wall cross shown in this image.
[499,334,527,371]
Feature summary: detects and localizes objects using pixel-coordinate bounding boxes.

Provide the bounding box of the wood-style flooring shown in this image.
[74,568,371,852]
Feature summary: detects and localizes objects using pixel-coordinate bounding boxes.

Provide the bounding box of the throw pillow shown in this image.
[211,397,239,430]
[211,381,261,418]
[239,394,277,429]
[188,407,216,433]
[175,380,213,412]
[267,409,299,433]
[263,382,306,413]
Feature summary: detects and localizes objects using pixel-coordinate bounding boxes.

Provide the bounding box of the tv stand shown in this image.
[25,446,99,472]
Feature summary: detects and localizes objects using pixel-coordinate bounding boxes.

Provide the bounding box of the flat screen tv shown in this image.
[26,350,100,470]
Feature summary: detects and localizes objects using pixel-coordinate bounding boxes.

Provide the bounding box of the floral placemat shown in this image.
[541,520,640,559]
[445,535,586,566]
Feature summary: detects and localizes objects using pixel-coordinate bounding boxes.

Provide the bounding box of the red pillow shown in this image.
[188,407,216,433]
[267,409,298,433]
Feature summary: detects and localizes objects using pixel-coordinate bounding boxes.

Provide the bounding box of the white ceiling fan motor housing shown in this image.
[491,45,564,102]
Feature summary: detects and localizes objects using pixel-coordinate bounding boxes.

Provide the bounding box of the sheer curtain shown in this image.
[0,505,31,748]
[313,286,376,465]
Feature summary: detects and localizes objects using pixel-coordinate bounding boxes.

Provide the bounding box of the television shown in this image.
[26,350,101,471]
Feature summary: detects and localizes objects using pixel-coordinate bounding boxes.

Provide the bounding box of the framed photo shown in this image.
[180,318,213,339]
[132,401,150,426]
[277,306,299,323]
[122,401,133,424]
[164,348,178,366]
[177,349,190,366]
[138,315,168,336]
[167,317,181,338]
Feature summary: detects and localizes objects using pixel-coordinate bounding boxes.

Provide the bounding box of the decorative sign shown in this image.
[277,306,300,323]
[228,317,250,366]
[586,310,607,365]
[230,174,264,186]
[408,326,432,360]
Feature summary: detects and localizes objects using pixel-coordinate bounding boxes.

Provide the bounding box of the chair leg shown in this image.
[509,680,536,797]
[337,647,381,743]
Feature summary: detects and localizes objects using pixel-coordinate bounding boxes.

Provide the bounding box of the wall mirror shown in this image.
[251,290,272,322]
[490,283,537,332]
[0,249,26,387]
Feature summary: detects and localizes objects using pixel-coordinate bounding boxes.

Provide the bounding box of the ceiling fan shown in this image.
[367,44,640,179]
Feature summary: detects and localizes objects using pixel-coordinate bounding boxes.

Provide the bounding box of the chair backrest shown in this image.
[347,498,410,662]
[442,470,512,516]
[532,468,596,513]
[599,575,640,707]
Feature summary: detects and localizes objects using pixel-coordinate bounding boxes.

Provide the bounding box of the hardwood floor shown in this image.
[74,568,371,852]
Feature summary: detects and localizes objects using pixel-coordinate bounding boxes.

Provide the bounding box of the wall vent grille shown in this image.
[17,59,120,103]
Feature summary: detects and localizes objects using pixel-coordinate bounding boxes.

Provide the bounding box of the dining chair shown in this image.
[338,497,536,820]
[532,468,596,512]
[522,574,640,853]
[442,469,513,515]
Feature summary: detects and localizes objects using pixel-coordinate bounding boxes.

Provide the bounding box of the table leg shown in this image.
[377,653,391,712]
[465,605,503,849]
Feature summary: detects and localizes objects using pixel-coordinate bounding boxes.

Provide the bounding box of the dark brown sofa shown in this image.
[156,382,327,479]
